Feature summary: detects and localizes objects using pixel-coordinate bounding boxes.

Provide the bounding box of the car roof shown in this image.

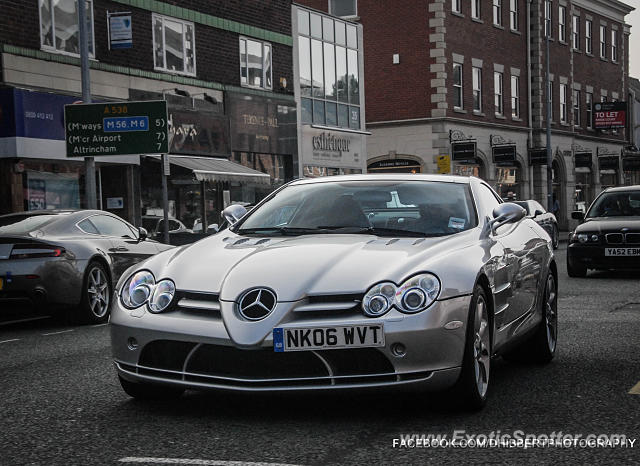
[290,173,475,185]
[603,185,640,193]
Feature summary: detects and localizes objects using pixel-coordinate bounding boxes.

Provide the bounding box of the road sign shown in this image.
[65,100,168,157]
[436,155,450,174]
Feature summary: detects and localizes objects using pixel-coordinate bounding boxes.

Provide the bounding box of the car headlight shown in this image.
[148,279,176,313]
[577,233,588,243]
[121,270,155,309]
[395,273,440,314]
[362,273,441,317]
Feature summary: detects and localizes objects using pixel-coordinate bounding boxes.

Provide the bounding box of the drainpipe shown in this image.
[527,0,534,199]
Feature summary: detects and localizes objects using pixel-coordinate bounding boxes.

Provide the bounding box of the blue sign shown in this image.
[273,328,284,352]
[103,116,149,132]
[109,14,133,49]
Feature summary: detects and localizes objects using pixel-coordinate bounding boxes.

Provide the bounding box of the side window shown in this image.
[91,215,136,238]
[475,184,502,215]
[169,220,181,231]
[532,201,545,213]
[77,218,99,235]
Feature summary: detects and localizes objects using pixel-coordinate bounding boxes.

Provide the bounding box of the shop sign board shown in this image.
[593,101,626,129]
[108,13,133,49]
[529,148,548,166]
[575,152,593,168]
[451,142,477,163]
[492,145,517,165]
[65,100,168,157]
[302,126,364,170]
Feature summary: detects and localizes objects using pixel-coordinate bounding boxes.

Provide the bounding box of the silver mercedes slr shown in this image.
[110,175,558,409]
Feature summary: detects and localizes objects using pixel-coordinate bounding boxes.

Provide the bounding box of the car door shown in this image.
[90,214,160,281]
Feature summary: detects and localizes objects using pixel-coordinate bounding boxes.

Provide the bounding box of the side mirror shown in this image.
[571,211,585,221]
[222,204,248,225]
[488,203,526,235]
[138,227,148,241]
[533,209,544,218]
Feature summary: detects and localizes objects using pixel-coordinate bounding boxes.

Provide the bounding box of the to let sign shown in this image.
[65,100,168,157]
[593,101,627,129]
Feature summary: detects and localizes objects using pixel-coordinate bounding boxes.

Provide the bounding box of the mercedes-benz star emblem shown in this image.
[237,288,277,321]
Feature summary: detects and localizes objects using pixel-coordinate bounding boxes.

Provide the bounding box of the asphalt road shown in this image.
[1,245,639,465]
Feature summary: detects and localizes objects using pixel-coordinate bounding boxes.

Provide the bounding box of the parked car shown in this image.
[111,175,558,409]
[514,200,559,249]
[567,186,640,277]
[0,210,173,323]
[141,215,191,241]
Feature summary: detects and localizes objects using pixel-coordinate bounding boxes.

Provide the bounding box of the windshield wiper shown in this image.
[236,226,333,236]
[317,226,441,237]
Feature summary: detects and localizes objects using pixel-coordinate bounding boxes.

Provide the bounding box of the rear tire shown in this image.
[119,376,185,400]
[567,257,587,278]
[75,261,112,324]
[451,285,491,411]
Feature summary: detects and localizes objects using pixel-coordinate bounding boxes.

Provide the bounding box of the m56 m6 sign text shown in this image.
[65,100,168,157]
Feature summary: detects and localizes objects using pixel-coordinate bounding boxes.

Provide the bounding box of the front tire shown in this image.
[452,285,491,411]
[119,376,185,400]
[76,261,112,324]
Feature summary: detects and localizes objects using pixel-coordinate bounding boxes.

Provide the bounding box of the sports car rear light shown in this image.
[10,244,65,259]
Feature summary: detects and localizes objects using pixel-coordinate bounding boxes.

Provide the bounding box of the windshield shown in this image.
[0,214,60,235]
[586,191,640,218]
[236,181,478,237]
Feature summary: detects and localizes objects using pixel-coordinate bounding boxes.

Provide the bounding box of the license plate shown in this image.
[273,324,385,352]
[605,247,640,256]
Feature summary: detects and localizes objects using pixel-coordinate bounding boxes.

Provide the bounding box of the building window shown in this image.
[494,71,504,115]
[493,0,502,26]
[544,0,552,38]
[473,67,482,111]
[329,0,357,18]
[298,11,361,129]
[573,90,580,127]
[600,25,606,58]
[611,29,618,61]
[586,91,593,128]
[453,63,463,109]
[452,0,461,13]
[560,83,567,123]
[510,0,518,30]
[572,15,580,50]
[547,81,554,121]
[39,0,94,56]
[586,19,593,54]
[511,75,519,118]
[558,6,566,42]
[153,14,196,75]
[472,0,481,19]
[240,37,272,89]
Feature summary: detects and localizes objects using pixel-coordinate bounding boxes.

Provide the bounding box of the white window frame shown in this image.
[452,0,461,13]
[573,89,580,127]
[558,6,566,42]
[494,71,504,115]
[511,75,519,118]
[585,19,593,54]
[544,0,552,38]
[600,25,607,58]
[611,29,618,62]
[473,67,482,112]
[329,0,358,18]
[152,14,197,76]
[572,15,580,50]
[493,0,502,26]
[239,36,273,90]
[510,0,518,30]
[453,63,463,109]
[560,83,567,123]
[39,0,95,58]
[586,92,593,129]
[472,0,481,19]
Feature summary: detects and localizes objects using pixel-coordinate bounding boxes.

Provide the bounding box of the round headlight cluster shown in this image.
[120,270,176,313]
[362,273,440,317]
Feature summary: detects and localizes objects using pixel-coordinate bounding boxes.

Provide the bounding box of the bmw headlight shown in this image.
[577,234,589,243]
[395,273,440,314]
[121,271,155,309]
[362,282,396,317]
[148,279,176,313]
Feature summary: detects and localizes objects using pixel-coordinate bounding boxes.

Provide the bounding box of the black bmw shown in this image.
[567,186,640,277]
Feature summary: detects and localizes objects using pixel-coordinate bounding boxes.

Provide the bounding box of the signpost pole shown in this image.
[78,0,97,210]
[545,22,553,211]
[161,153,170,245]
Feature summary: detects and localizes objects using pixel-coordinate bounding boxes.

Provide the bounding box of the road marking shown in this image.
[118,457,301,466]
[91,323,109,328]
[42,329,75,336]
[0,338,20,344]
[629,382,640,395]
[0,316,51,326]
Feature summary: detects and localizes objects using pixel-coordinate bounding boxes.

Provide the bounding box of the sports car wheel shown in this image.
[566,256,587,278]
[77,261,111,324]
[452,285,491,410]
[551,225,559,249]
[119,376,185,400]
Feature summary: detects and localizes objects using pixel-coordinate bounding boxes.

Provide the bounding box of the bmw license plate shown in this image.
[605,247,640,256]
[273,324,384,352]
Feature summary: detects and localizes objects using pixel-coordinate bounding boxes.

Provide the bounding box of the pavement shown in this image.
[0,245,639,465]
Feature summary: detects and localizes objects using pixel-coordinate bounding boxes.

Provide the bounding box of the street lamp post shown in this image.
[545,9,553,212]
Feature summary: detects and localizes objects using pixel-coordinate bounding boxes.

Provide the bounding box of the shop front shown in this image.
[367,158,421,174]
[574,151,594,213]
[450,132,486,179]
[622,147,640,185]
[301,126,366,177]
[597,149,620,191]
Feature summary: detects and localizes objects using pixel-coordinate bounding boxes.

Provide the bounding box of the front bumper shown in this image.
[567,243,640,270]
[110,295,471,392]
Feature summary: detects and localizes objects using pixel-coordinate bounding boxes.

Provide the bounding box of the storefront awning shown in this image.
[165,155,271,185]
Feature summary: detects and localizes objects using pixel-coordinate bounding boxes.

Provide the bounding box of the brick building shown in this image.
[0,0,297,229]
[298,0,634,230]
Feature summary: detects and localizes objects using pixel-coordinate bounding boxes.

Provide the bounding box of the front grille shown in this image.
[174,290,221,319]
[122,340,425,389]
[606,233,624,244]
[625,233,640,244]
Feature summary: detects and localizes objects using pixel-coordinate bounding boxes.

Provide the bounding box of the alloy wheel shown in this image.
[473,295,490,398]
[545,274,557,353]
[87,267,110,318]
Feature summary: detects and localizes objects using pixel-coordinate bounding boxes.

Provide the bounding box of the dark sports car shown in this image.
[567,186,640,277]
[0,210,173,323]
[514,200,559,249]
